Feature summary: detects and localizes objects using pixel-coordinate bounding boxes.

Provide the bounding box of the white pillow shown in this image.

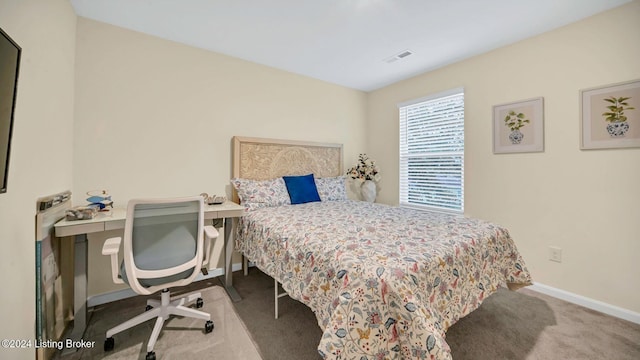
[315,176,348,201]
[230,177,291,210]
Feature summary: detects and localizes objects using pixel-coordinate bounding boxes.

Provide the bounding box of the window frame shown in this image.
[398,88,464,214]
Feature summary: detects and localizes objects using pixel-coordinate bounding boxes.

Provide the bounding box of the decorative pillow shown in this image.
[230,177,291,210]
[282,174,321,205]
[315,176,348,201]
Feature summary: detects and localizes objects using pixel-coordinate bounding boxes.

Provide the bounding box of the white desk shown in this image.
[54,201,244,347]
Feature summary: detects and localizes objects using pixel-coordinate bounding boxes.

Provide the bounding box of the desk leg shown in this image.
[222,217,241,302]
[62,234,88,355]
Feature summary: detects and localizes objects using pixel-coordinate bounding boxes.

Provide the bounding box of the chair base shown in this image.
[105,289,212,354]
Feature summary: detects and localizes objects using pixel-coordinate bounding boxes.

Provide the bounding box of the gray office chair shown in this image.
[102,196,219,360]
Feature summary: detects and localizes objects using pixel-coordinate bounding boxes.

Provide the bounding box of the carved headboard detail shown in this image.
[233,136,343,180]
[232,136,344,202]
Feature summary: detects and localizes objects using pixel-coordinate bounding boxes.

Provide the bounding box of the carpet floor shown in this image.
[53,283,262,360]
[231,268,640,360]
[53,269,640,360]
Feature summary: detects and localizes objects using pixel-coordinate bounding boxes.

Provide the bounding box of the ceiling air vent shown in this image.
[384,50,413,63]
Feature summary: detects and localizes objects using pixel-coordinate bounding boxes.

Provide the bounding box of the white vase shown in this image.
[361,180,377,202]
[509,129,524,144]
[607,121,629,137]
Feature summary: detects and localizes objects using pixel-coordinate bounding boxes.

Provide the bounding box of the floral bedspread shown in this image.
[236,200,531,359]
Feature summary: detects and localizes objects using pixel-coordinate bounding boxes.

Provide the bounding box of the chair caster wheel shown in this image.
[205,320,214,333]
[145,305,153,311]
[196,298,204,308]
[145,351,156,360]
[104,337,114,352]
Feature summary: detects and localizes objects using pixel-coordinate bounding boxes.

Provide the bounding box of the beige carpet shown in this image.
[55,284,262,360]
[54,271,640,360]
[231,269,640,360]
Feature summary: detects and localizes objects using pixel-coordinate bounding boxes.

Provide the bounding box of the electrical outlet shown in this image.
[549,246,562,263]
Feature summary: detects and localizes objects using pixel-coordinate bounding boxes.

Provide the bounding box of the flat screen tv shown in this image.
[0,27,21,194]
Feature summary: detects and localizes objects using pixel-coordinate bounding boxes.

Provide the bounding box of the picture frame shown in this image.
[580,79,640,150]
[493,97,544,154]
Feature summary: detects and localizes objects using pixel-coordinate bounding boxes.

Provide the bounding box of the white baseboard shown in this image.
[527,282,640,325]
[87,262,244,308]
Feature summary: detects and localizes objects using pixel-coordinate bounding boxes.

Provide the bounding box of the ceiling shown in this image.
[70,0,630,92]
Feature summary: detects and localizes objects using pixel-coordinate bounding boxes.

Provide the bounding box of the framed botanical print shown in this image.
[581,79,640,150]
[493,97,544,154]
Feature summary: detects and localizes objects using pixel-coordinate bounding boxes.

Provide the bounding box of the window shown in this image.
[399,88,464,213]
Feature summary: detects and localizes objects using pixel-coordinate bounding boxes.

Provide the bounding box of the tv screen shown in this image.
[0,27,21,194]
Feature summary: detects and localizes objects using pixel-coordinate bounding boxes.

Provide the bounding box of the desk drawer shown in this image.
[105,219,125,231]
[55,222,104,237]
[212,209,244,219]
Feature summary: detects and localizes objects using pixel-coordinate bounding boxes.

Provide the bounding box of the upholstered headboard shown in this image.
[232,136,344,201]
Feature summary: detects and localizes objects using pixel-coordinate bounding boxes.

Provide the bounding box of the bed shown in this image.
[231,136,532,360]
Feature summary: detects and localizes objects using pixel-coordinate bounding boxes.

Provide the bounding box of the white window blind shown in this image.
[399,89,464,213]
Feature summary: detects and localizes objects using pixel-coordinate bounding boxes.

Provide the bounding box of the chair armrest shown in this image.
[102,237,124,284]
[202,225,219,268]
[102,237,121,255]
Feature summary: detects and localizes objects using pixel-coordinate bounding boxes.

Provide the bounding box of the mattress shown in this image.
[236,200,532,359]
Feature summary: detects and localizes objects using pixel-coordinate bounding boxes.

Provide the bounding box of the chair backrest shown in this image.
[123,196,204,295]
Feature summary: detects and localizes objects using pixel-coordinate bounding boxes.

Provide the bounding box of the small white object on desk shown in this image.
[65,206,98,221]
[200,193,227,205]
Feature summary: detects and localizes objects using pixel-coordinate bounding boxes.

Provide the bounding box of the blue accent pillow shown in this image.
[282,174,321,205]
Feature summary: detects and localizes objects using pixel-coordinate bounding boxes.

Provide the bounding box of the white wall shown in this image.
[73,18,368,296]
[367,1,640,313]
[0,0,76,359]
